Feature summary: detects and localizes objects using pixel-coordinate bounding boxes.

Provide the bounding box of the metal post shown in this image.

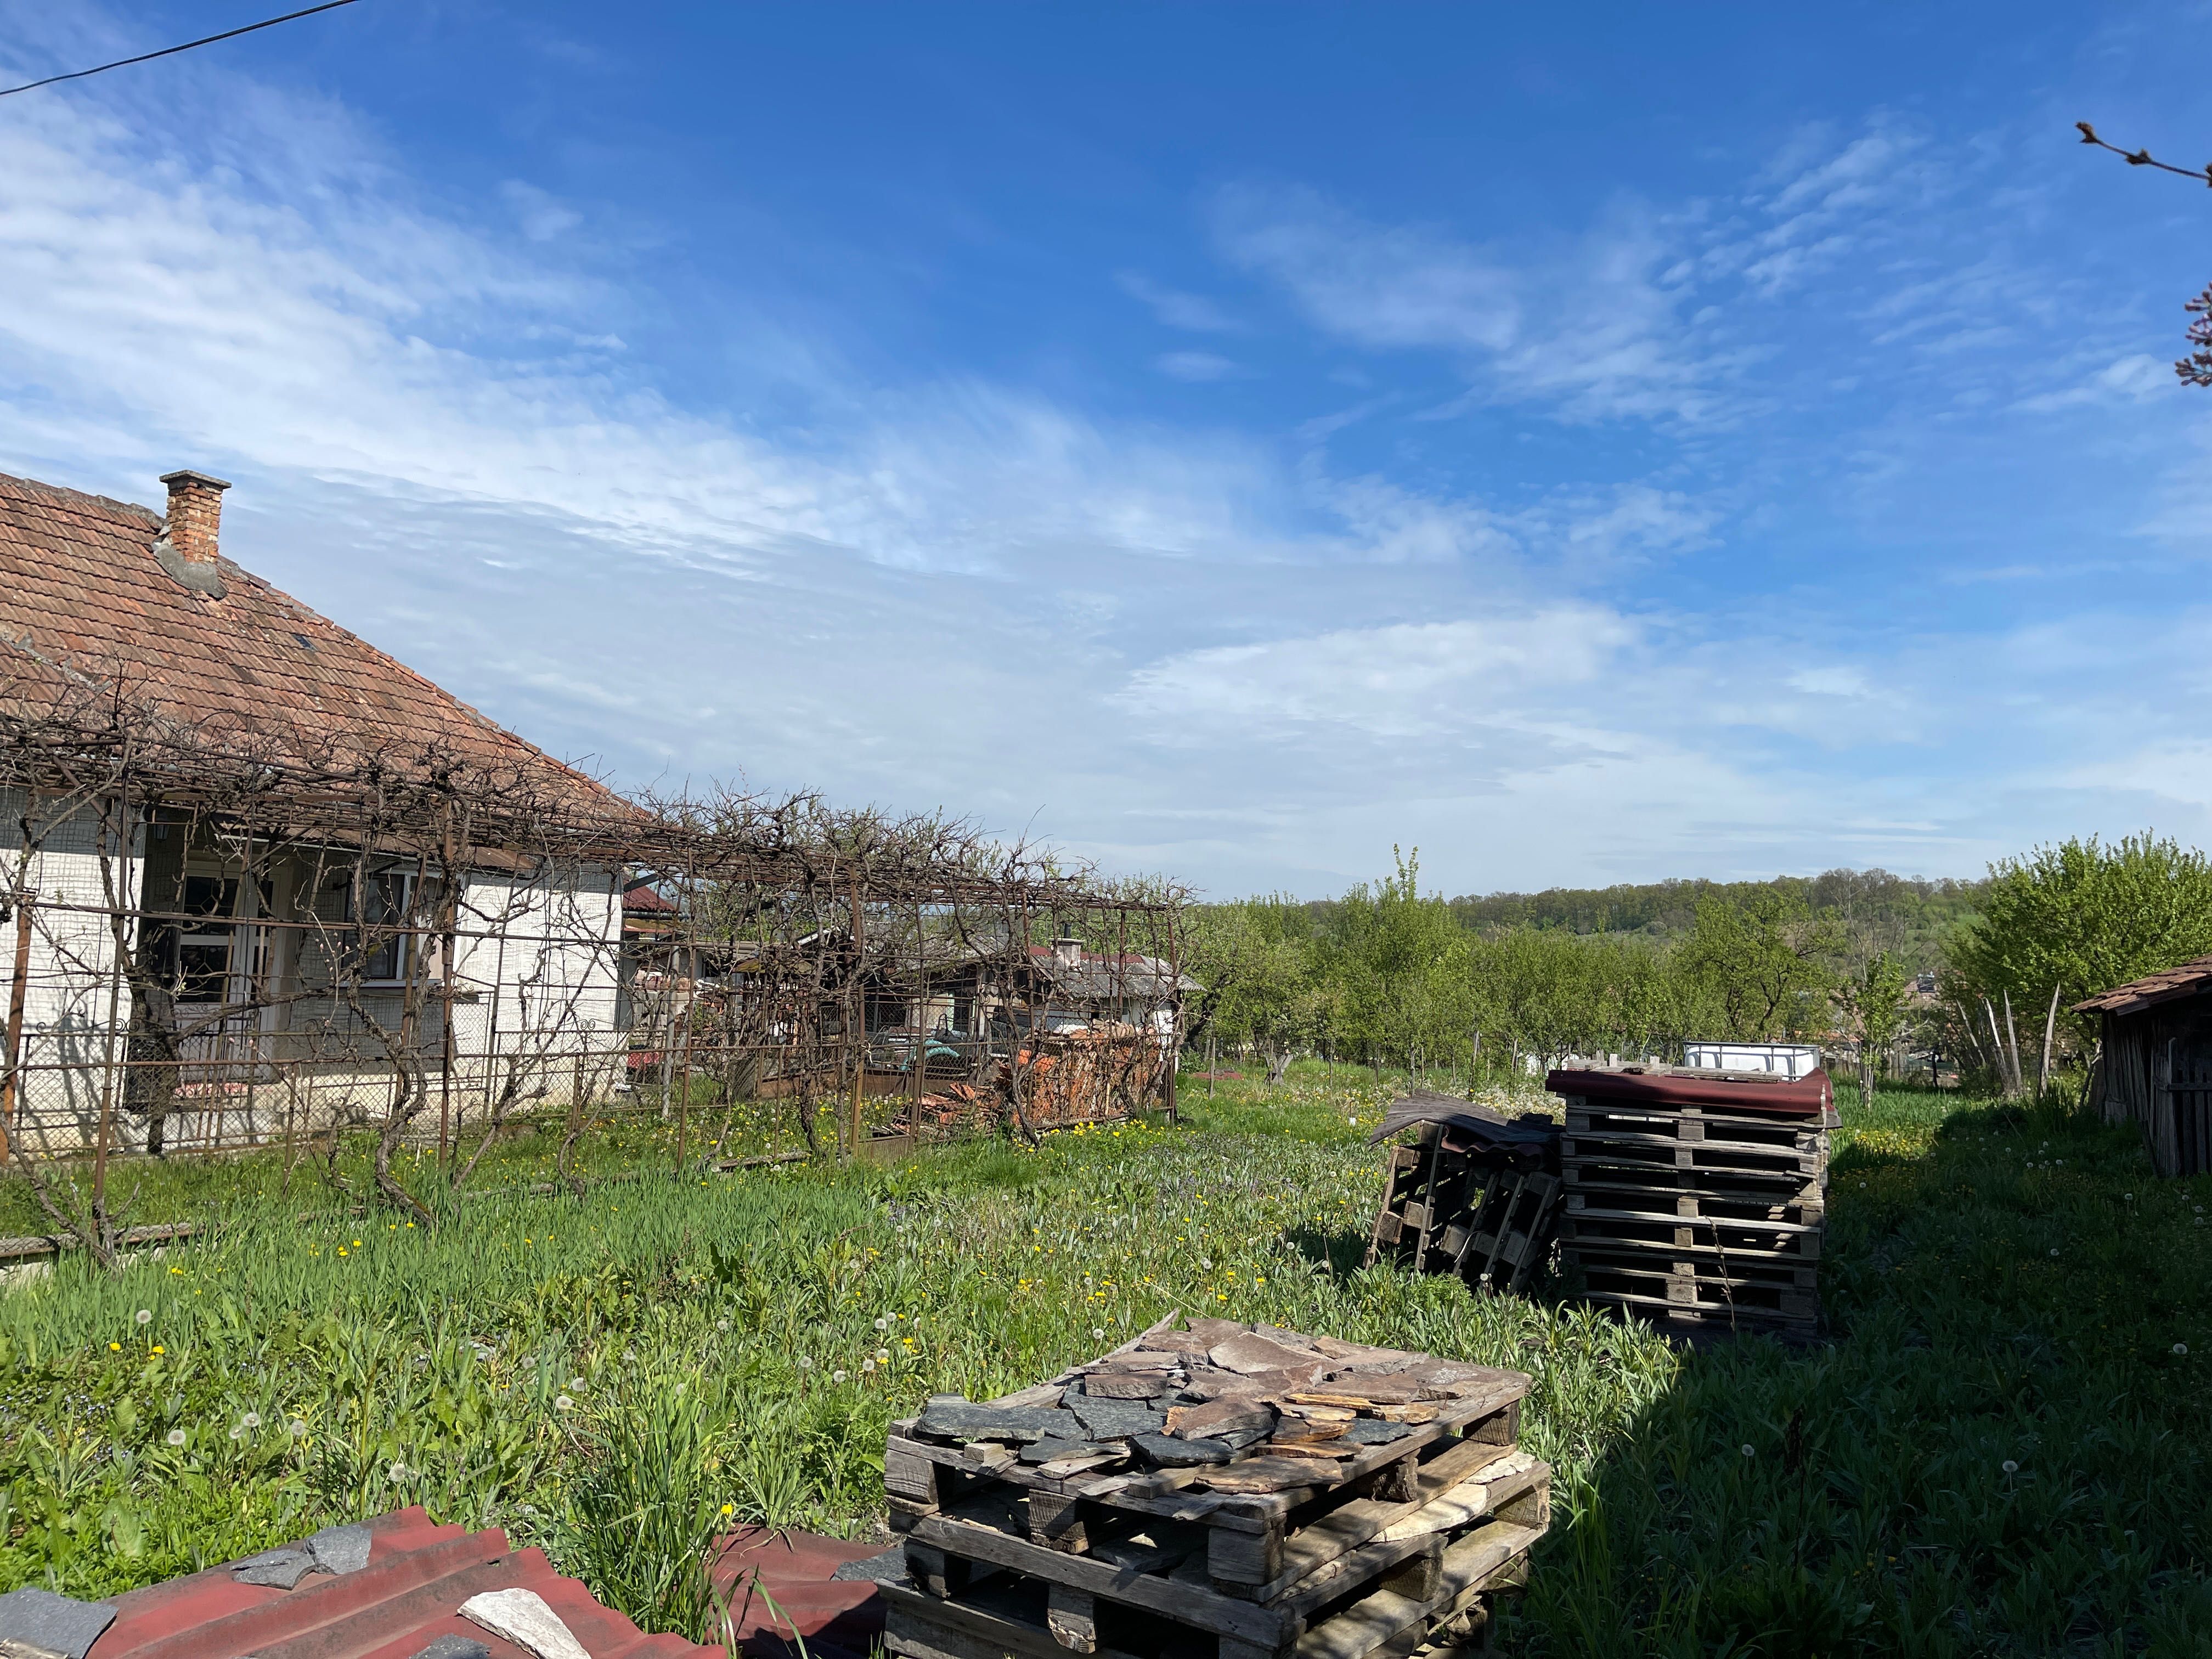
[0,888,31,1165]
[848,879,865,1157]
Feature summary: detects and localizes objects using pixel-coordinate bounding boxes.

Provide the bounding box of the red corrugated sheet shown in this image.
[88,1507,720,1659]
[710,1528,885,1659]
[1546,1064,1833,1117]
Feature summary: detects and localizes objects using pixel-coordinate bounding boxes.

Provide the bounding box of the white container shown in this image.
[1683,1042,1822,1079]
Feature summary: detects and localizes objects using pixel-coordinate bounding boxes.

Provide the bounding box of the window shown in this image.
[171,876,238,1003]
[346,872,414,984]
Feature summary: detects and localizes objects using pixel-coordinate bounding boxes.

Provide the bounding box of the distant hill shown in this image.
[1442,868,1986,966]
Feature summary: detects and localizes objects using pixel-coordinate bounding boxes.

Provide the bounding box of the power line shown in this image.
[2075,121,2212,187]
[0,1,362,100]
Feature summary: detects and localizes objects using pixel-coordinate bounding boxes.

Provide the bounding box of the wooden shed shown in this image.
[2076,956,2212,1177]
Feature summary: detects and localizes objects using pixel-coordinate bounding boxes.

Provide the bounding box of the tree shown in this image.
[1832,952,1912,1108]
[1677,890,1842,1041]
[1944,832,2212,1047]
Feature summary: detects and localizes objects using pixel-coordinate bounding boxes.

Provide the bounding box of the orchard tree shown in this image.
[1832,952,1914,1109]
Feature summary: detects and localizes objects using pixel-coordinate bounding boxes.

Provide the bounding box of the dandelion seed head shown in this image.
[2176,1343,2191,1356]
[832,1368,848,1383]
[289,1420,308,1437]
[2002,1459,2018,1474]
[1741,1444,1754,1458]
[166,1429,186,1447]
[1091,1327,1105,1341]
[241,1412,261,1429]
[555,1395,574,1411]
[2050,1248,2060,1257]
[388,1461,407,1481]
[874,1316,890,1331]
[715,1319,731,1333]
[134,1308,152,1325]
[862,1359,877,1374]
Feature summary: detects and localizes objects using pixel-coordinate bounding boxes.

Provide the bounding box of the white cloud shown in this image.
[1156,351,1240,382]
[1211,183,1725,423]
[500,180,582,242]
[1116,270,1244,332]
[1116,607,1638,742]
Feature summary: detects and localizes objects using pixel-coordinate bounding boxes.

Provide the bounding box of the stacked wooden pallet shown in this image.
[877,1317,1548,1659]
[1548,1064,1834,1340]
[1363,1095,1562,1294]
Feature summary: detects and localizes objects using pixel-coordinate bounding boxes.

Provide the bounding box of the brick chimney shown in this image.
[159,470,230,565]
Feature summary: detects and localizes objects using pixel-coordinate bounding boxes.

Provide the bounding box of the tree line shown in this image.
[1183,834,2212,1104]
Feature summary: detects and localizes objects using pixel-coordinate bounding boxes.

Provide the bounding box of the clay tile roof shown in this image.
[2072,955,2212,1017]
[0,470,625,816]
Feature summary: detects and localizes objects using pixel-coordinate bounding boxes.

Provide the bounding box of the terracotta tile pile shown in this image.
[869,1317,1548,1659]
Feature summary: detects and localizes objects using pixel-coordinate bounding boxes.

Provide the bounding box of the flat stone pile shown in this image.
[866,1317,1550,1659]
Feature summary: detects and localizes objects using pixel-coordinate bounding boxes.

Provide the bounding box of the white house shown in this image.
[0,468,630,1155]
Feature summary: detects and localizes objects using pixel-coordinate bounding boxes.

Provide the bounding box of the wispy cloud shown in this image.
[1155,350,1242,382]
[1115,270,1244,332]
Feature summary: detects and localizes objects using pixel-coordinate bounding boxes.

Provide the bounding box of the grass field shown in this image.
[1,1064,2207,1656]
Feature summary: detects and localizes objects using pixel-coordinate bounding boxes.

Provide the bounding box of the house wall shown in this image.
[0,789,144,1149]
[0,793,627,1153]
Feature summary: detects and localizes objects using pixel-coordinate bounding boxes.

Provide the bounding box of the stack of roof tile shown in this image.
[868,1317,1547,1659]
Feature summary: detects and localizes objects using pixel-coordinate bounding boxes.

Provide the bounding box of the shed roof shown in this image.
[2072,956,2212,1017]
[0,470,625,820]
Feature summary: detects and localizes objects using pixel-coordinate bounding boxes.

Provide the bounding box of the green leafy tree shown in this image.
[1677,890,1842,1041]
[1945,832,2212,1047]
[1832,952,1913,1108]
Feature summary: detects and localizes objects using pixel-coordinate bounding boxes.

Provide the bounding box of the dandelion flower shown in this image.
[135,1308,152,1325]
[151,1345,164,1355]
[166,1429,187,1447]
[2002,1459,2018,1474]
[109,1342,121,1352]
[1741,1444,1754,1458]
[555,1395,575,1412]
[720,1503,734,1516]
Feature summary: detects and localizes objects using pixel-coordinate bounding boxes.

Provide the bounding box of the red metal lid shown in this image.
[1545,1064,1832,1116]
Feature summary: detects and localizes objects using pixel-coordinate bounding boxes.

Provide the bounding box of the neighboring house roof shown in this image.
[2073,956,2212,1018]
[0,469,627,821]
[1025,944,1203,998]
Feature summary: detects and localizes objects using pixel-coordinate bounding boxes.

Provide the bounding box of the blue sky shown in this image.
[2,3,2209,898]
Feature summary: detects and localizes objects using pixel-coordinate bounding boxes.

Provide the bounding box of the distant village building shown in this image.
[2075,958,2212,1177]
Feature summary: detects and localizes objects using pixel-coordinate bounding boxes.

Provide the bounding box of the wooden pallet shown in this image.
[1564,1104,1830,1152]
[1570,1255,1816,1321]
[1559,1208,1822,1261]
[1559,1132,1826,1181]
[1367,1123,1561,1293]
[1562,1180,1824,1226]
[883,1500,1539,1659]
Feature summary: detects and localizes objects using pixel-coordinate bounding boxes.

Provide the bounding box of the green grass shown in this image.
[1,1062,2207,1656]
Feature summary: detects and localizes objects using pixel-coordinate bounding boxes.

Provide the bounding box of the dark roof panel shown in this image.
[2073,955,2212,1017]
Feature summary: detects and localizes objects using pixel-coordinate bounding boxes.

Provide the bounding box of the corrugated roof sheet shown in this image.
[0,470,622,815]
[2072,955,2212,1017]
[709,1527,885,1659]
[85,1506,718,1659]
